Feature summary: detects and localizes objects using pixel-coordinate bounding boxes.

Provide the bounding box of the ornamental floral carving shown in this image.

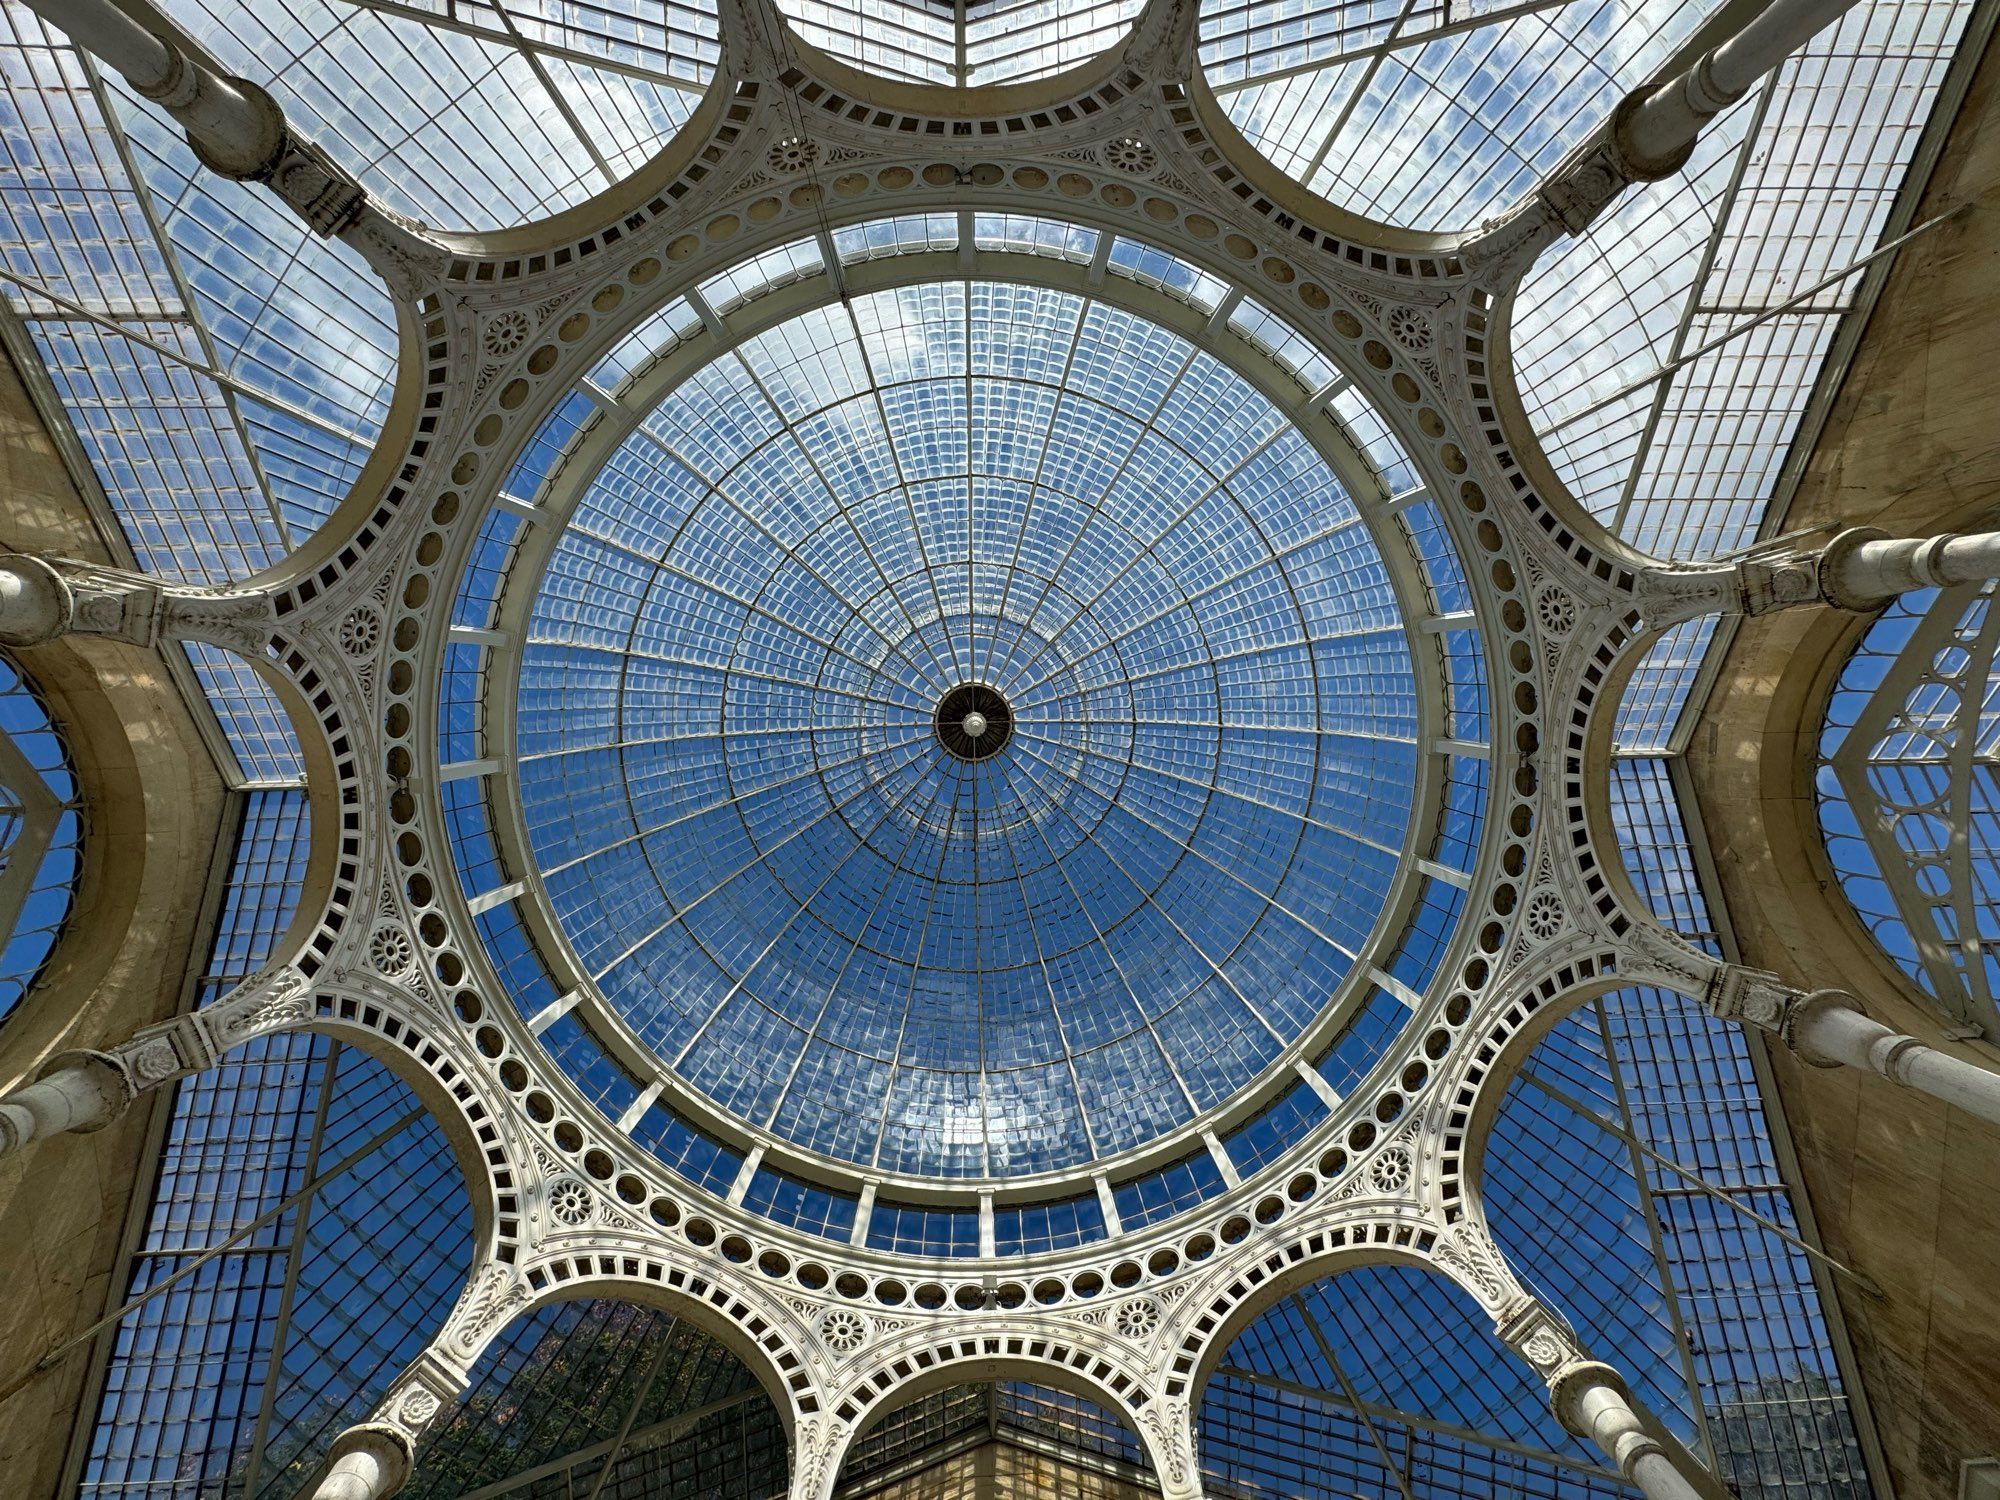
[452,1266,529,1356]
[218,968,314,1039]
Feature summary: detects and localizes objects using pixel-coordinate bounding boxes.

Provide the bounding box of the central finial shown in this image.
[934,684,1012,761]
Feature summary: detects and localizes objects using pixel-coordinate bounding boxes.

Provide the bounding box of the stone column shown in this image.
[0,555,74,648]
[309,1425,412,1500]
[0,1053,131,1159]
[1819,526,2000,610]
[1787,990,2000,1127]
[1552,1363,1717,1500]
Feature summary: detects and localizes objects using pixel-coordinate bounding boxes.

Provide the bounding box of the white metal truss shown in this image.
[4,0,1999,1497]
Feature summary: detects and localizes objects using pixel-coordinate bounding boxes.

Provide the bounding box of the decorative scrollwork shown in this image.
[220,968,313,1038]
[452,1266,529,1356]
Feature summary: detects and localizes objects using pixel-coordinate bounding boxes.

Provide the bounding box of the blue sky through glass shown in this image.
[516,280,1425,1178]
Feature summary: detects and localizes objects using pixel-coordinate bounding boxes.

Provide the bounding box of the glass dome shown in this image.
[508,277,1428,1181]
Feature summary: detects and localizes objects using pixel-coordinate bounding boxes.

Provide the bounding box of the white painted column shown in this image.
[1553,1364,1715,1500]
[17,0,285,178]
[1788,991,2000,1127]
[1621,0,1864,173]
[308,1426,412,1500]
[0,1055,130,1159]
[0,555,73,647]
[1821,527,2000,610]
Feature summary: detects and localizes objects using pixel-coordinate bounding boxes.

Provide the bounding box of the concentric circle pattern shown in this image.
[517,282,1420,1179]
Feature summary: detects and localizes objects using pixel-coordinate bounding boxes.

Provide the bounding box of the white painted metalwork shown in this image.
[3,0,1990,1495]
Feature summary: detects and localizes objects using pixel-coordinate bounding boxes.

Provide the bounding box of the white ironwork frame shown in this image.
[1822,580,2000,1037]
[8,0,1994,1495]
[0,669,78,982]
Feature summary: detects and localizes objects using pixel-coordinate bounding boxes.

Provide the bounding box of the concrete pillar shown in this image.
[0,555,73,647]
[1552,1364,1717,1500]
[1820,527,2000,610]
[309,1425,413,1500]
[1788,990,2000,1127]
[1619,0,1864,175]
[0,1054,130,1160]
[17,0,285,179]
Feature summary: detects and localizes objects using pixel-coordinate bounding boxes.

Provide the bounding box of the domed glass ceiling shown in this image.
[514,280,1420,1178]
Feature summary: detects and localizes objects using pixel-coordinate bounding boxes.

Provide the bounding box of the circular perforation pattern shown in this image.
[338,605,382,658]
[1367,1144,1412,1193]
[1114,1294,1162,1340]
[548,1177,595,1227]
[368,924,415,977]
[768,134,820,174]
[1386,305,1434,354]
[1523,889,1564,942]
[1534,586,1577,636]
[482,309,530,358]
[1102,135,1157,174]
[820,1306,870,1353]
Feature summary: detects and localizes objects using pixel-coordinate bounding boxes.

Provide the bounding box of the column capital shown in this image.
[1,558,279,657]
[1547,1359,1634,1438]
[310,1424,414,1500]
[1703,963,1800,1032]
[1536,94,1656,236]
[1496,1296,1587,1379]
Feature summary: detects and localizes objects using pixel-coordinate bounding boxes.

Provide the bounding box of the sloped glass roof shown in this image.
[775,0,1144,86]
[1516,0,1974,566]
[156,0,718,230]
[515,280,1421,1177]
[1196,0,1726,232]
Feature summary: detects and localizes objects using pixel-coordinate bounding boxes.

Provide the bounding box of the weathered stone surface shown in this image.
[1685,32,2000,1499]
[0,338,232,1496]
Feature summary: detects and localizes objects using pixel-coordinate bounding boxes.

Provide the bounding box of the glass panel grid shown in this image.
[1819,582,2000,1020]
[0,651,83,1022]
[508,277,1449,1179]
[1513,0,1974,565]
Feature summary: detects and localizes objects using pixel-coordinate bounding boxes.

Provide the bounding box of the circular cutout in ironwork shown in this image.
[933,683,1013,761]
